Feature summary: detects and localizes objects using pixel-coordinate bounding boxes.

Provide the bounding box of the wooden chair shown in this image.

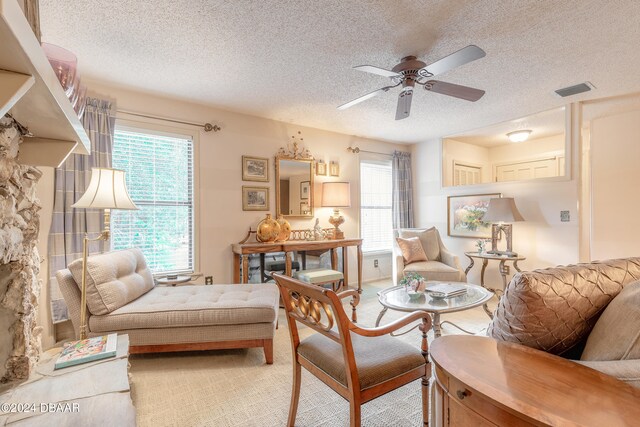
[273,273,432,427]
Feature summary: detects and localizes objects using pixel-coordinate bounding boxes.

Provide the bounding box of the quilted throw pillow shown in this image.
[396,236,428,265]
[488,258,640,355]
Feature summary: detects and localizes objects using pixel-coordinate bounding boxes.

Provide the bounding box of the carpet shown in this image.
[129,280,492,426]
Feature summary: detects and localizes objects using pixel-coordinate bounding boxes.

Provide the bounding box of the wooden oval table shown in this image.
[431,335,640,426]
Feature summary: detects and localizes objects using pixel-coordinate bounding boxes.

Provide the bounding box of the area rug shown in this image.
[129,280,491,426]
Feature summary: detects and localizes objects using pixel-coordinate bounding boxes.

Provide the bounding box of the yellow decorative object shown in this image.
[257,214,281,243]
[276,214,291,242]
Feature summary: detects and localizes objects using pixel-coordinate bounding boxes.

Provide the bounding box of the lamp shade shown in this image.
[321,182,351,208]
[72,168,138,210]
[483,197,524,223]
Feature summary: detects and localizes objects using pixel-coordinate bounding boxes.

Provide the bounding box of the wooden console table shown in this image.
[431,335,640,426]
[232,238,363,293]
[464,251,525,295]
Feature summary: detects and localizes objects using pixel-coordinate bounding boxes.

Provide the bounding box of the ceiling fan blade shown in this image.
[425,80,485,102]
[353,65,401,78]
[337,85,395,110]
[395,89,413,120]
[421,45,486,77]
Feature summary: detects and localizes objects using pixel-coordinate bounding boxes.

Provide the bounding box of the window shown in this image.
[360,159,393,252]
[111,127,194,273]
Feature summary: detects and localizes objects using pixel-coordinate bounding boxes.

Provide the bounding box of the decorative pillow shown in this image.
[68,248,155,315]
[488,257,640,355]
[398,227,440,261]
[581,280,640,361]
[396,237,428,265]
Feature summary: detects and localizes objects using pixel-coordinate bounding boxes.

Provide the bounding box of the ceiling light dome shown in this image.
[507,130,532,143]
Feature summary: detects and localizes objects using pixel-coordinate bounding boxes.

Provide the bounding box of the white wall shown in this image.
[36,80,405,316]
[442,139,490,186]
[590,109,640,260]
[412,137,579,289]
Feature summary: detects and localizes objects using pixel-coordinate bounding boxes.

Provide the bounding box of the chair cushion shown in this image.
[396,236,428,264]
[399,228,440,261]
[488,258,640,355]
[89,284,279,332]
[403,261,461,282]
[297,332,425,390]
[68,248,154,315]
[581,281,640,361]
[294,268,343,284]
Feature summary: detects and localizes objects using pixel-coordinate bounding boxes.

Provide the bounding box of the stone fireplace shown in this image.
[0,115,42,384]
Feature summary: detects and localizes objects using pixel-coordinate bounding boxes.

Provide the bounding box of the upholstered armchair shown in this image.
[392,227,466,286]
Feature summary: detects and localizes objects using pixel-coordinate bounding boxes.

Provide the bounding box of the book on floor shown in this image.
[54,333,118,370]
[425,283,467,297]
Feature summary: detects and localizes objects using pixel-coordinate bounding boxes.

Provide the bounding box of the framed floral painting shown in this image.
[447,193,501,238]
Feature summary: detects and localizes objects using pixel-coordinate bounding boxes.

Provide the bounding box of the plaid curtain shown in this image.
[48,98,115,323]
[392,151,414,229]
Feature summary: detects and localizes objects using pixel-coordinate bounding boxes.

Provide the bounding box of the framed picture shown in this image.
[242,186,270,211]
[329,161,340,177]
[300,181,310,199]
[447,193,501,238]
[242,156,269,182]
[300,201,310,215]
[316,161,327,176]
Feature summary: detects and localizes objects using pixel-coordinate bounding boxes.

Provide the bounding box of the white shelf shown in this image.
[0,0,90,167]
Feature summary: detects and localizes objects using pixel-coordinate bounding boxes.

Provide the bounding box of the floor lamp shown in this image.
[71,168,138,339]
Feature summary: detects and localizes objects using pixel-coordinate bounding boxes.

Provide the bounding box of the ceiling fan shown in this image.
[338,45,486,120]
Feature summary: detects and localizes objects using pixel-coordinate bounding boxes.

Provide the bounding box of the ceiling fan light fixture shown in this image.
[507,130,532,143]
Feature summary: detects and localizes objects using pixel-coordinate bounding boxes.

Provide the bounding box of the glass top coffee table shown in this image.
[376,283,494,337]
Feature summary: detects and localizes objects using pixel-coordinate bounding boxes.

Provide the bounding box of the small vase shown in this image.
[276,214,291,242]
[256,214,281,243]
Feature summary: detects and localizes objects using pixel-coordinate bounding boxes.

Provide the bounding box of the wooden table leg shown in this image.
[241,255,249,284]
[499,260,509,289]
[260,253,266,283]
[233,253,240,283]
[357,244,363,294]
[330,248,338,270]
[285,251,292,276]
[420,317,431,426]
[342,247,349,290]
[514,260,522,273]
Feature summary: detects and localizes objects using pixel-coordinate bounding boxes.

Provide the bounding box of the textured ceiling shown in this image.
[39,0,640,143]
[452,106,565,147]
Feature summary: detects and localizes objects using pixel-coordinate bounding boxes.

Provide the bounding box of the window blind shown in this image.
[360,160,393,252]
[111,128,194,274]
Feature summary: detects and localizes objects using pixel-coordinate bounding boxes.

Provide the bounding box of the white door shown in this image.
[495,158,559,182]
[453,163,482,186]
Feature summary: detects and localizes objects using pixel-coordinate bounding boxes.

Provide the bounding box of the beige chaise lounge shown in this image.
[56,248,279,363]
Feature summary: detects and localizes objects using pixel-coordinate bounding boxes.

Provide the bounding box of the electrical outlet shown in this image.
[560,211,570,222]
[205,276,213,285]
[374,259,379,268]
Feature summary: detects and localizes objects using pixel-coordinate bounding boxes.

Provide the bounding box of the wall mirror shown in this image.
[276,157,314,218]
[442,106,568,187]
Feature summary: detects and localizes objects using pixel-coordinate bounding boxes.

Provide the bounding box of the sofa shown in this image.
[392,227,467,286]
[56,248,280,363]
[489,257,640,387]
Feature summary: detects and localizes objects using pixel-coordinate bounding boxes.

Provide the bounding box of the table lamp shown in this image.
[72,168,138,339]
[483,197,524,256]
[322,182,351,240]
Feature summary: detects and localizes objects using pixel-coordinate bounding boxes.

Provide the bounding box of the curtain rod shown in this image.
[117,109,221,132]
[347,147,393,156]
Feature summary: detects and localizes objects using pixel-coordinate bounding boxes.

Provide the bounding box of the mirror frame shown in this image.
[440,105,573,189]
[275,152,315,219]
